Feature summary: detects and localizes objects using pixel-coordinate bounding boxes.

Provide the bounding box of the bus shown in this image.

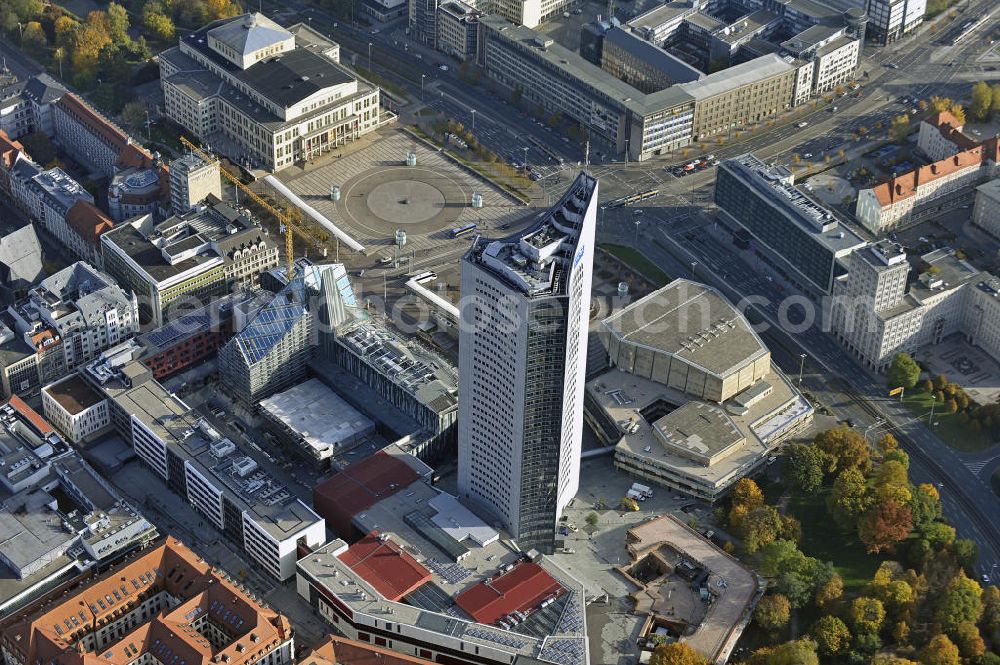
[412,271,437,284]
[450,223,477,238]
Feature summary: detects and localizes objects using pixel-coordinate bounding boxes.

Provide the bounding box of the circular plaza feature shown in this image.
[338,166,469,236]
[365,179,446,224]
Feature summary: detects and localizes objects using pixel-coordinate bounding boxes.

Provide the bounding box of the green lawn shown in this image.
[901,390,994,452]
[598,244,671,286]
[786,487,883,591]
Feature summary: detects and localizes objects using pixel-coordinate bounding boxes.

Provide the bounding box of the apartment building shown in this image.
[101,197,278,326]
[42,372,111,444]
[0,130,25,198]
[64,200,115,268]
[715,154,866,295]
[866,0,925,44]
[169,152,222,214]
[678,55,805,140]
[855,138,1000,235]
[7,262,139,387]
[973,178,1000,240]
[458,172,596,554]
[477,15,696,160]
[0,72,66,141]
[0,395,155,614]
[62,349,327,580]
[218,272,316,406]
[600,27,703,94]
[437,1,482,61]
[916,110,978,161]
[1,537,294,665]
[159,14,380,172]
[831,242,1000,370]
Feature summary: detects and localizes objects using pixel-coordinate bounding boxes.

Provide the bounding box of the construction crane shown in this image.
[179,136,297,279]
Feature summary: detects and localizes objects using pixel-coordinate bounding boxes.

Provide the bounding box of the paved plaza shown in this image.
[277,131,533,256]
[919,335,1000,405]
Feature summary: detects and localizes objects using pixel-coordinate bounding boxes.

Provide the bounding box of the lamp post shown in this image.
[624,139,629,166]
[144,109,151,141]
[368,42,373,72]
[522,146,529,174]
[471,109,476,132]
[797,353,806,385]
[633,218,640,244]
[863,418,885,448]
[421,74,425,102]
[690,261,697,277]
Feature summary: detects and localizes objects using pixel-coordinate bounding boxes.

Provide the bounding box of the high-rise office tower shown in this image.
[457,172,597,553]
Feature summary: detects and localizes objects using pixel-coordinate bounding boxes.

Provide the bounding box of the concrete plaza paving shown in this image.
[277,131,531,257]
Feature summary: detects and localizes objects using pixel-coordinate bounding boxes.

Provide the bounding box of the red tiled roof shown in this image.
[56,93,130,154]
[872,145,987,207]
[66,200,114,245]
[3,537,292,665]
[339,532,432,602]
[0,129,25,170]
[301,636,435,665]
[454,561,564,625]
[313,451,421,538]
[6,394,54,436]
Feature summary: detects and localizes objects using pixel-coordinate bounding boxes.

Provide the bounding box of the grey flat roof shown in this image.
[0,491,76,574]
[604,28,703,84]
[976,177,1000,202]
[602,280,768,379]
[719,154,866,255]
[259,378,374,455]
[678,54,795,100]
[480,15,694,118]
[628,1,696,31]
[653,401,745,459]
[815,35,855,57]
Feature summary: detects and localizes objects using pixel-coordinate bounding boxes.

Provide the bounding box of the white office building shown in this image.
[159,14,380,172]
[458,172,597,554]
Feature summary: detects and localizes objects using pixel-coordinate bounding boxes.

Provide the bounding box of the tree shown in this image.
[648,643,708,665]
[53,15,76,48]
[21,20,47,51]
[815,426,871,474]
[810,615,851,656]
[785,444,824,493]
[754,594,791,631]
[920,634,960,665]
[106,2,129,43]
[828,467,872,530]
[936,571,984,633]
[850,596,886,635]
[872,657,918,665]
[205,0,242,20]
[888,352,921,389]
[884,448,909,469]
[744,639,819,665]
[730,477,764,510]
[953,538,979,573]
[742,505,782,553]
[121,100,147,131]
[980,585,1000,634]
[954,621,985,658]
[585,512,598,526]
[858,499,913,553]
[18,132,55,164]
[71,12,113,82]
[992,83,1000,117]
[815,573,843,607]
[890,114,911,143]
[144,10,175,42]
[923,522,956,550]
[933,373,949,391]
[878,433,900,455]
[930,96,955,114]
[971,81,993,121]
[911,484,943,533]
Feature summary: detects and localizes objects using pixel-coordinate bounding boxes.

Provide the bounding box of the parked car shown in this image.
[796,121,808,128]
